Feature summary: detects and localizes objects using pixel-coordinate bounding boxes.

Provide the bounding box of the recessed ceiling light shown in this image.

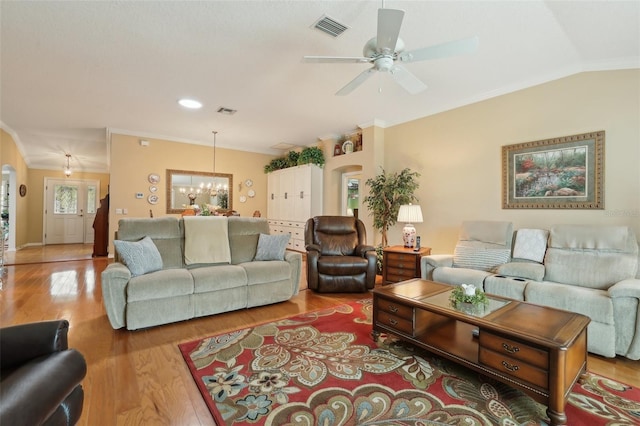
[178,98,203,109]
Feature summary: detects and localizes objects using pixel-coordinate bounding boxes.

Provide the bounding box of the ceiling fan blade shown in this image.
[399,35,479,63]
[336,67,377,96]
[303,56,372,64]
[390,65,427,95]
[377,8,405,54]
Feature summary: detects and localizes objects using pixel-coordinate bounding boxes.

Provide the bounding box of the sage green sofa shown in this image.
[102,216,302,330]
[421,222,640,360]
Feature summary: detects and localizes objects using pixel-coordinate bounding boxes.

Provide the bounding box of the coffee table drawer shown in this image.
[377,298,413,320]
[479,331,548,369]
[479,348,549,389]
[377,311,414,336]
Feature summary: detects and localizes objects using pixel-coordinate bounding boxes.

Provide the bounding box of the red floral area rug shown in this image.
[178,300,640,425]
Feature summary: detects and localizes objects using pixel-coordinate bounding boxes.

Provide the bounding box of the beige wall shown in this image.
[321,125,385,243]
[0,129,29,248]
[109,133,275,251]
[382,69,640,253]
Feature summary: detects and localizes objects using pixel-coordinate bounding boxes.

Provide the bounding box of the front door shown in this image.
[44,179,98,244]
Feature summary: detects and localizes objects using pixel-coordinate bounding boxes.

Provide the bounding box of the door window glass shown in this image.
[54,185,78,214]
[86,186,97,214]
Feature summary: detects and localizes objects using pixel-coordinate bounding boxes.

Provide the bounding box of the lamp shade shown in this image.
[397,204,423,223]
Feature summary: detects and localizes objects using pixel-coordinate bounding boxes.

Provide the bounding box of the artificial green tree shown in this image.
[363,168,420,247]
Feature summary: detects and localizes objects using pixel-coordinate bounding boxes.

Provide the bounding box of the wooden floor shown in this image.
[0,245,638,426]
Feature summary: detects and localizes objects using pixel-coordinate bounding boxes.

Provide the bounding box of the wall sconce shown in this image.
[397,204,423,248]
[64,154,72,177]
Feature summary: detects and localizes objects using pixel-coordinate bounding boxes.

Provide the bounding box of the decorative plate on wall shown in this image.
[239,195,247,203]
[247,189,256,198]
[19,184,27,197]
[148,173,160,184]
[149,185,158,193]
[148,194,159,205]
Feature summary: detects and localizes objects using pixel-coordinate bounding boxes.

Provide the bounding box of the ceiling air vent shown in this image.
[313,15,348,38]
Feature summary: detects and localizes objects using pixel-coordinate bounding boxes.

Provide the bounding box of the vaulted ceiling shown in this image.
[1,1,638,173]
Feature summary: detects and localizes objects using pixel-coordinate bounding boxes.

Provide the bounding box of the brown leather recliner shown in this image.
[305,216,377,292]
[0,320,87,426]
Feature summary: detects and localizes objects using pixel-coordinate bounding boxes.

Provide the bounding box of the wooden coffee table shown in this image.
[372,279,590,426]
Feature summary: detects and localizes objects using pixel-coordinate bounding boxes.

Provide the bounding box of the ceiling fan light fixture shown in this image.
[178,98,203,109]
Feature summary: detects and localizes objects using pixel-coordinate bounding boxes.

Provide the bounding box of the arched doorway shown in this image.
[1,165,17,252]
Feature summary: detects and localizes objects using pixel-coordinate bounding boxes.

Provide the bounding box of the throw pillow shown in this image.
[114,236,163,277]
[254,233,290,261]
[453,245,510,272]
[512,228,549,263]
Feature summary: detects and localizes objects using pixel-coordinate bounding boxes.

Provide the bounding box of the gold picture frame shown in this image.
[502,131,604,209]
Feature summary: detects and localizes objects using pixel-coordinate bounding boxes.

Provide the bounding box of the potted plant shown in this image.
[264,146,325,173]
[297,146,324,167]
[363,168,420,248]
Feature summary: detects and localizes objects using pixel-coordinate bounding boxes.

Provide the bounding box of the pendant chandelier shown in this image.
[64,154,72,177]
[210,131,218,197]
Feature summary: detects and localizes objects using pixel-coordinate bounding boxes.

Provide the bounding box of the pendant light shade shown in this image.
[64,154,72,177]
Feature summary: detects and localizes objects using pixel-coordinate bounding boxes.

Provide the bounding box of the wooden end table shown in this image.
[382,245,431,285]
[372,279,590,426]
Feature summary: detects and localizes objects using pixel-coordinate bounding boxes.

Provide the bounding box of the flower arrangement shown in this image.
[450,284,489,306]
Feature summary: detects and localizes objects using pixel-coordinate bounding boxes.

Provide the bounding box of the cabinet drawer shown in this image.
[479,332,548,369]
[386,252,418,263]
[377,311,413,336]
[479,348,548,390]
[386,266,417,278]
[377,298,413,320]
[386,274,416,284]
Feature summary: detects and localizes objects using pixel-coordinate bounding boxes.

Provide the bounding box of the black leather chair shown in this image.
[305,216,376,292]
[0,320,87,426]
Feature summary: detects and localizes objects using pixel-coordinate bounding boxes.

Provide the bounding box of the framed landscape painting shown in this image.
[502,131,604,209]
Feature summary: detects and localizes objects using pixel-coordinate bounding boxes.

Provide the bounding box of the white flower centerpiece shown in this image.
[450,284,489,307]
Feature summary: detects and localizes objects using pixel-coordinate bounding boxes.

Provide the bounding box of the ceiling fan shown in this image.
[304,7,479,96]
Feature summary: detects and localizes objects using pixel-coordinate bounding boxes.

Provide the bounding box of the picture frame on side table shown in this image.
[502,130,604,209]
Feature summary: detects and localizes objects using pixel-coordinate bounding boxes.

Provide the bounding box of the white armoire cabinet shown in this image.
[267,164,323,251]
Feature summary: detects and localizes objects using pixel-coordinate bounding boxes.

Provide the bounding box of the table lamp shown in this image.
[397,204,423,248]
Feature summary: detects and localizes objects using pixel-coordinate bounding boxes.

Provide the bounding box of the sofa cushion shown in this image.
[127,269,194,302]
[453,243,510,272]
[190,265,247,292]
[317,256,369,275]
[544,226,639,289]
[113,236,163,277]
[228,217,269,264]
[242,261,292,285]
[512,229,548,263]
[183,216,231,265]
[484,275,527,301]
[495,261,545,281]
[459,221,513,246]
[117,217,183,269]
[525,281,614,325]
[254,233,290,261]
[311,216,359,256]
[432,266,492,288]
[549,225,632,251]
